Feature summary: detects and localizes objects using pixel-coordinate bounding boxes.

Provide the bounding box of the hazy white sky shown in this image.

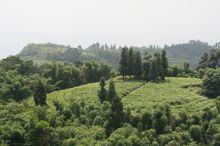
[0,0,220,58]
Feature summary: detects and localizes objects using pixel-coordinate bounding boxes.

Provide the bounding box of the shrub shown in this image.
[201,69,220,98]
[63,138,77,146]
[190,125,203,142]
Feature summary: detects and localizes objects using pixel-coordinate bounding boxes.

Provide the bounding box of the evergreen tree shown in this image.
[183,62,190,74]
[107,79,116,102]
[197,52,209,70]
[153,110,168,134]
[154,53,162,80]
[209,50,217,68]
[34,80,47,106]
[98,77,107,103]
[141,111,152,130]
[110,96,124,129]
[161,50,168,80]
[105,79,124,134]
[119,47,129,79]
[134,51,143,79]
[143,51,152,81]
[149,59,159,81]
[128,48,135,77]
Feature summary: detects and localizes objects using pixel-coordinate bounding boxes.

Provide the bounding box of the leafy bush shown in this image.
[201,69,220,98]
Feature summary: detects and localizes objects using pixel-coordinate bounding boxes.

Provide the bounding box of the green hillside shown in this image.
[18,40,212,68]
[2,50,220,145]
[123,78,216,115]
[1,75,220,145]
[46,77,216,116]
[23,77,216,145]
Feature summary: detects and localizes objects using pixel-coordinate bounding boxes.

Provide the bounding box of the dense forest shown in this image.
[18,40,214,69]
[0,42,220,145]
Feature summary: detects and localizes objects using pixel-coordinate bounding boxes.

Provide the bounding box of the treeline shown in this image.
[0,56,111,101]
[119,47,168,81]
[18,40,213,69]
[197,49,220,70]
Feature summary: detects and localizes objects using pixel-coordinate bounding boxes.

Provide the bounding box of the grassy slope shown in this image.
[47,77,216,116]
[47,79,144,106]
[123,77,216,115]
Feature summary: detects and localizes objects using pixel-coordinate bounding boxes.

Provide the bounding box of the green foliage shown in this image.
[153,108,168,134]
[134,51,143,79]
[141,111,153,130]
[82,61,111,83]
[149,59,159,81]
[34,80,47,106]
[161,50,168,80]
[30,121,61,146]
[1,53,220,145]
[0,56,35,75]
[197,49,220,70]
[98,77,107,103]
[143,51,152,81]
[190,125,203,142]
[110,96,124,129]
[107,79,117,102]
[0,56,112,101]
[213,133,220,146]
[0,70,31,101]
[19,41,212,69]
[128,48,135,76]
[201,69,220,98]
[119,47,129,78]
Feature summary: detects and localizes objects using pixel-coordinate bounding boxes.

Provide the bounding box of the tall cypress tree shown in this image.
[209,50,217,69]
[161,50,168,80]
[149,59,158,81]
[34,80,47,106]
[104,80,124,135]
[128,48,134,77]
[143,51,152,81]
[98,77,107,103]
[119,47,129,79]
[154,53,162,80]
[111,96,124,129]
[107,79,117,102]
[134,51,143,79]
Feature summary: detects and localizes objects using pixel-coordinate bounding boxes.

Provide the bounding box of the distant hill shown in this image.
[18,40,212,68]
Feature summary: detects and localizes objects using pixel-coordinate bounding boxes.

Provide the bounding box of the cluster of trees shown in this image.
[197,49,220,70]
[97,79,125,136]
[165,40,211,63]
[19,40,212,69]
[195,48,220,98]
[119,47,168,81]
[201,69,220,98]
[19,43,120,69]
[0,56,111,101]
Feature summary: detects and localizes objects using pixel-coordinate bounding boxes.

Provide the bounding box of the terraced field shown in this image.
[122,77,217,115]
[46,77,216,116]
[47,78,144,106]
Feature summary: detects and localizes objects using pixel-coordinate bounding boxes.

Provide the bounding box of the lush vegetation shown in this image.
[0,43,220,145]
[0,56,111,101]
[1,75,220,145]
[18,40,213,69]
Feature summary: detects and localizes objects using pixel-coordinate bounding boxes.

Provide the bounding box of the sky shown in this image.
[0,0,220,58]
